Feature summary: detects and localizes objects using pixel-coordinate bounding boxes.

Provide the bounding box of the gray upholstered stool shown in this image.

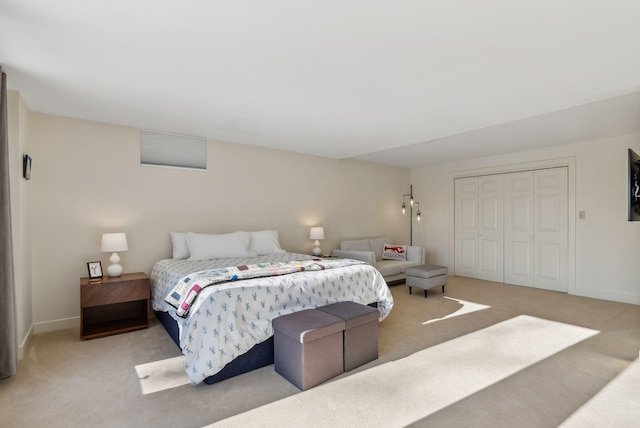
[272,309,345,390]
[317,301,379,371]
[405,264,448,298]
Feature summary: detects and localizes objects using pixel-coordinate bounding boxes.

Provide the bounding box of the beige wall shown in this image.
[27,113,410,331]
[7,90,33,357]
[411,133,640,305]
[11,92,640,342]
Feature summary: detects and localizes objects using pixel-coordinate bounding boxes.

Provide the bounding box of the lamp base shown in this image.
[107,252,123,277]
[312,241,322,256]
[107,263,123,277]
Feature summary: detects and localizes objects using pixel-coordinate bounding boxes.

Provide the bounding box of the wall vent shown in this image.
[140,129,206,170]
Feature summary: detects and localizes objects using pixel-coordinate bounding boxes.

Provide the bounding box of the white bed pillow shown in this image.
[170,232,190,259]
[250,230,286,255]
[186,231,256,261]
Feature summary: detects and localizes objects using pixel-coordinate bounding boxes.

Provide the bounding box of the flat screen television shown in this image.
[628,148,640,221]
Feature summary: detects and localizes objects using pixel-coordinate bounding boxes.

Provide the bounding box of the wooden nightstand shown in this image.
[80,272,150,339]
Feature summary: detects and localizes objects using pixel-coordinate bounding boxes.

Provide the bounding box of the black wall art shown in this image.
[628,149,640,221]
[23,154,32,180]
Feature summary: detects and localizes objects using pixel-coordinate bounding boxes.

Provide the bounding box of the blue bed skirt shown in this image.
[154,301,377,385]
[154,310,274,385]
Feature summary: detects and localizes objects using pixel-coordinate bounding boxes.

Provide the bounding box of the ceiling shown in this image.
[2,1,640,168]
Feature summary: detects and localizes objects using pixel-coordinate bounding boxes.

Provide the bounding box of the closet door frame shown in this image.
[448,157,576,295]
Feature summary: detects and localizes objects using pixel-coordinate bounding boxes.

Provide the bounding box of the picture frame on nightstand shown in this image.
[87,261,103,280]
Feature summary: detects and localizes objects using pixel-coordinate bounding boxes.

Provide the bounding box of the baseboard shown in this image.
[33,316,80,335]
[17,317,81,360]
[572,288,640,306]
[18,324,34,361]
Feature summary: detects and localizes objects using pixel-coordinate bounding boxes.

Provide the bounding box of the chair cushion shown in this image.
[340,239,371,252]
[405,264,448,279]
[368,238,390,262]
[376,260,421,277]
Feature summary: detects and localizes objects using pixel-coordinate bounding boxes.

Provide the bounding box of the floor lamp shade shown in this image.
[101,233,128,277]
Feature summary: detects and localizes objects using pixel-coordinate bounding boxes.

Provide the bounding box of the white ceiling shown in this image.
[2,1,640,168]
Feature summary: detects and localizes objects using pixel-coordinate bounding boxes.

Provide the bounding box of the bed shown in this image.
[150,230,394,385]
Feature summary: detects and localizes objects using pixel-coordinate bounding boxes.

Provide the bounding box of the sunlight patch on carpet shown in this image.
[135,356,189,394]
[207,315,598,428]
[422,296,490,325]
[560,358,640,427]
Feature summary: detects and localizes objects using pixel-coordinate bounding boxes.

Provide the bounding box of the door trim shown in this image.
[448,157,576,295]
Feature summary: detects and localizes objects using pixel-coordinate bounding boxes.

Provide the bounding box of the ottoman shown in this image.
[272,309,345,390]
[405,264,448,298]
[317,301,380,371]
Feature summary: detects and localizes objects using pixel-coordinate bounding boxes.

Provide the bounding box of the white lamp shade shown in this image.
[101,233,128,253]
[309,227,325,240]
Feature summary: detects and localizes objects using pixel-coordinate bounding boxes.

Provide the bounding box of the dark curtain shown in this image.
[0,66,17,378]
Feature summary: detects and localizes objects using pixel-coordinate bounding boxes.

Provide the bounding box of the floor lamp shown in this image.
[402,185,421,245]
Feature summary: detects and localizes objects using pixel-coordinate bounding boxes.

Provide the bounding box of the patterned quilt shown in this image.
[150,253,393,384]
[165,258,369,317]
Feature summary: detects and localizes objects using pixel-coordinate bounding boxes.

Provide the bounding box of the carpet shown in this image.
[422,296,490,325]
[206,315,599,428]
[560,358,640,427]
[135,355,190,394]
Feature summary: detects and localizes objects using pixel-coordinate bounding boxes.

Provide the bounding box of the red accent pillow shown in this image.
[381,244,407,260]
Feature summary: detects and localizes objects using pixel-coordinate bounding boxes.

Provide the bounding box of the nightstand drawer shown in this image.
[81,278,149,307]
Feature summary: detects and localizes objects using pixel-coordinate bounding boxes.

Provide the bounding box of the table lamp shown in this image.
[101,232,128,277]
[309,227,325,256]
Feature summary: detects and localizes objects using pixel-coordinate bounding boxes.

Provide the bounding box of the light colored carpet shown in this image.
[1,276,638,428]
[422,296,490,324]
[208,315,598,428]
[560,358,640,427]
[135,355,189,395]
